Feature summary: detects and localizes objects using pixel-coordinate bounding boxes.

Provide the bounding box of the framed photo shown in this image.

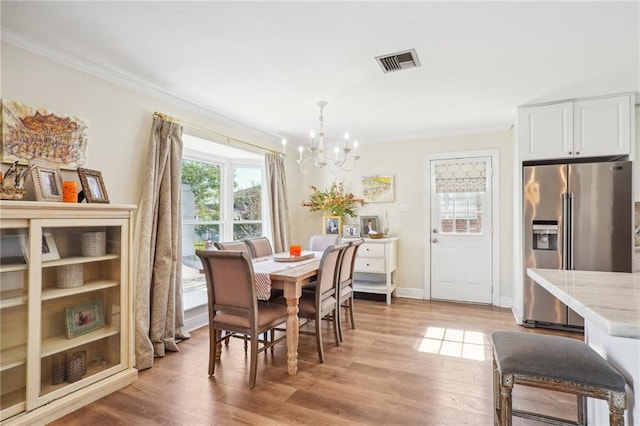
[77,168,109,203]
[343,224,360,237]
[361,175,395,203]
[30,163,63,201]
[360,215,379,236]
[323,215,342,235]
[41,232,61,262]
[64,300,105,339]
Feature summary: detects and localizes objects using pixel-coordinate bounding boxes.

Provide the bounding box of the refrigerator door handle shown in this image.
[561,193,570,270]
[568,192,574,270]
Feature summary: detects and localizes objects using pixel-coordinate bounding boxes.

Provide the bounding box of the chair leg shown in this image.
[348,296,355,329]
[210,327,221,376]
[609,390,627,426]
[270,329,275,355]
[337,306,344,343]
[315,318,325,363]
[332,308,341,347]
[249,332,259,388]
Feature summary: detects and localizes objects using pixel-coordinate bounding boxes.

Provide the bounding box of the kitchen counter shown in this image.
[527,268,640,425]
[527,269,640,338]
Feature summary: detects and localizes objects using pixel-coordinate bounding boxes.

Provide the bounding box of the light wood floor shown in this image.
[51,297,583,425]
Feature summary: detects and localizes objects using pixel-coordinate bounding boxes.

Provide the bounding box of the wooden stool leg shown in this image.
[577,395,586,426]
[609,390,627,426]
[499,373,514,426]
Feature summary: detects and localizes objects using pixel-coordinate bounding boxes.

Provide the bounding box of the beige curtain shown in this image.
[265,153,290,253]
[134,116,190,370]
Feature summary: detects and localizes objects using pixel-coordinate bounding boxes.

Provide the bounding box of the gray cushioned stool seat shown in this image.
[492,332,625,391]
[491,331,627,426]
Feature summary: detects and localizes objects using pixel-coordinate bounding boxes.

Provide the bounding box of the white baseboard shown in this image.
[394,287,425,300]
[184,305,209,332]
[499,296,512,308]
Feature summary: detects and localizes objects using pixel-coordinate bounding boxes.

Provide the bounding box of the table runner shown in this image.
[252,252,320,301]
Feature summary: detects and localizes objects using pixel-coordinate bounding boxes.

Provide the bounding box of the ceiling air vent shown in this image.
[375,49,420,73]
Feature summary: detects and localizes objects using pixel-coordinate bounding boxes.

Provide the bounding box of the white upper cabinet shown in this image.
[518,93,633,162]
[518,102,573,161]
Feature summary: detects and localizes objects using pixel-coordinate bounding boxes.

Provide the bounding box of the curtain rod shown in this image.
[153,111,280,154]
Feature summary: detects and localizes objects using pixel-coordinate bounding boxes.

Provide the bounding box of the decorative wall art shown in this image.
[361,175,394,203]
[1,99,88,169]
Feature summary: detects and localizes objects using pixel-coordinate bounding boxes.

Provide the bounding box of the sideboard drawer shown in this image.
[355,257,386,273]
[359,243,385,258]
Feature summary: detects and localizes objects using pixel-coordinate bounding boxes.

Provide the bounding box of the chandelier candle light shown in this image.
[293,101,360,173]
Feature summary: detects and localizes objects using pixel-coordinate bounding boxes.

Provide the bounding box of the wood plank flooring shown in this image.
[50,297,583,425]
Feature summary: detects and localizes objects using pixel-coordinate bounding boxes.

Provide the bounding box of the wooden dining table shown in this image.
[263,256,321,375]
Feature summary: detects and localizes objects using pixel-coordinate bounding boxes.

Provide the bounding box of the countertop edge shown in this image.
[527,268,640,339]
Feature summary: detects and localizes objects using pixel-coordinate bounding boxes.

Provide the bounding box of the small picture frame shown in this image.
[30,164,63,201]
[77,168,109,203]
[41,231,60,262]
[360,215,379,237]
[323,215,342,235]
[343,224,360,237]
[64,300,105,339]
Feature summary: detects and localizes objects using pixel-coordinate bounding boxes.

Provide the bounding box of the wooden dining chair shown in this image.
[244,237,273,258]
[308,234,341,251]
[196,249,288,388]
[296,243,349,363]
[336,239,363,342]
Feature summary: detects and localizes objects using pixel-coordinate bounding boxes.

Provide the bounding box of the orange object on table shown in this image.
[62,181,78,203]
[289,245,302,257]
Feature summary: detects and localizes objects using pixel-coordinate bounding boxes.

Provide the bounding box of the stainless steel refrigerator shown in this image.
[523,160,632,329]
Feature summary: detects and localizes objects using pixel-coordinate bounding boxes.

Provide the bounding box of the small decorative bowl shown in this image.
[369,232,384,239]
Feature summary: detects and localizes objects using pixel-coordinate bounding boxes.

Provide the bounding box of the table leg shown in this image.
[283,283,301,375]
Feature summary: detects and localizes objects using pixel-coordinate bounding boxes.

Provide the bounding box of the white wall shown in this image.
[3,42,516,303]
[286,130,515,302]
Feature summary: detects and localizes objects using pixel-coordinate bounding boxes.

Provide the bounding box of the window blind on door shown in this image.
[434,161,487,193]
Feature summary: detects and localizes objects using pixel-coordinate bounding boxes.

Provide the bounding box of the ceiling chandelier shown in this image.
[284,101,360,174]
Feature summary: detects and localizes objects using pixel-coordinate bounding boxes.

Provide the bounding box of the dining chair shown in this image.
[196,249,288,388]
[213,240,249,253]
[336,239,363,342]
[308,234,341,251]
[244,237,273,258]
[296,242,349,363]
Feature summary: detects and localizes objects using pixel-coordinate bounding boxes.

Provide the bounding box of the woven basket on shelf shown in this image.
[56,264,83,289]
[66,350,87,383]
[81,230,106,257]
[51,352,67,385]
[369,232,384,239]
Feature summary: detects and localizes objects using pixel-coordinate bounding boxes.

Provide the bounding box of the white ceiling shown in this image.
[2,1,639,147]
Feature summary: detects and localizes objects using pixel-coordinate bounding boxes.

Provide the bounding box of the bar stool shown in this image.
[491,331,627,426]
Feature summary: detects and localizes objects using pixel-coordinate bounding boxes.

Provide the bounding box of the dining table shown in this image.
[251,251,321,375]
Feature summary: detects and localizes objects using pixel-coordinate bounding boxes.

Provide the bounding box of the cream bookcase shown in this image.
[0,201,137,425]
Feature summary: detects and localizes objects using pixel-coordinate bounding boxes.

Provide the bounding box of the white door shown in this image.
[430,157,492,303]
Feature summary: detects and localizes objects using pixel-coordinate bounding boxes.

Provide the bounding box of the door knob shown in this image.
[432,238,438,243]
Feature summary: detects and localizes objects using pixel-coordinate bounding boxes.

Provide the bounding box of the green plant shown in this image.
[301,182,364,217]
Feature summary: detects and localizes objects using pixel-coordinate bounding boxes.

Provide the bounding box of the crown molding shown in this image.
[1,27,281,144]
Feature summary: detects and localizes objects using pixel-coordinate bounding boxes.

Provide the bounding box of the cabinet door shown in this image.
[0,222,29,421]
[31,219,128,409]
[518,102,573,161]
[574,94,631,158]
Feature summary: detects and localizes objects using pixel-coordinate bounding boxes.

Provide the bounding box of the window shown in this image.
[439,192,483,234]
[180,134,264,302]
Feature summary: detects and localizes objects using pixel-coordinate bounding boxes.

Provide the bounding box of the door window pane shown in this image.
[439,192,483,234]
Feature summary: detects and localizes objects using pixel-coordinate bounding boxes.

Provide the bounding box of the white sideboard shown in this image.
[343,237,398,305]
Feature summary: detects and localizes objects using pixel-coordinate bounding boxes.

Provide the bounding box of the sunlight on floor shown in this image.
[417,326,485,361]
